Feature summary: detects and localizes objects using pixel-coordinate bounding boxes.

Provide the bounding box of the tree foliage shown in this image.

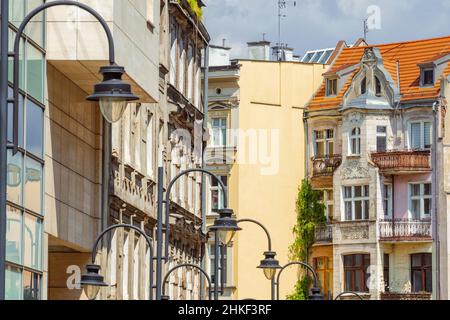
[186,0,203,20]
[287,180,326,300]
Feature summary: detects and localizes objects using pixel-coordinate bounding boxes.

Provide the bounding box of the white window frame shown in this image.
[342,185,370,221]
[349,127,361,156]
[409,121,432,150]
[210,175,228,212]
[211,117,227,147]
[313,129,334,157]
[323,189,334,221]
[408,182,432,220]
[326,78,338,97]
[383,184,392,219]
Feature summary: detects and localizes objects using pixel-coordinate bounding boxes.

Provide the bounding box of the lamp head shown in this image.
[209,209,242,245]
[87,65,139,123]
[80,264,108,300]
[257,251,282,280]
[309,287,324,300]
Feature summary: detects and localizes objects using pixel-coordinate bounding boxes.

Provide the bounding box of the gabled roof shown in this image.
[307,35,450,110]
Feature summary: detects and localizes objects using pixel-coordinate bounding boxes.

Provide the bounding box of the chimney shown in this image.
[247,41,271,61]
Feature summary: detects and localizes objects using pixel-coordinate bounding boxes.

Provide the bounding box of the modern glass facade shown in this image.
[4,0,45,300]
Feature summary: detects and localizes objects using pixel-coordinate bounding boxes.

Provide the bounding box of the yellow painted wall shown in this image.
[231,60,326,300]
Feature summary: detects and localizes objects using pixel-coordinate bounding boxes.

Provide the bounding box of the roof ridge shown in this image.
[364,34,450,49]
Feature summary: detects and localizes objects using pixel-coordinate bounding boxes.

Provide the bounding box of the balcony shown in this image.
[311,155,342,188]
[370,150,431,174]
[314,225,333,244]
[380,293,431,300]
[379,219,432,242]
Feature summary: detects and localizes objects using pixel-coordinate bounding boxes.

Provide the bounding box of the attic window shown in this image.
[375,76,382,96]
[326,78,338,96]
[421,68,435,86]
[361,77,367,95]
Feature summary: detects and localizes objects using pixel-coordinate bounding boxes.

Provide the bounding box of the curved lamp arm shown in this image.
[164,169,228,259]
[334,291,364,301]
[275,261,320,300]
[11,0,116,153]
[91,223,154,300]
[237,219,272,251]
[162,263,213,300]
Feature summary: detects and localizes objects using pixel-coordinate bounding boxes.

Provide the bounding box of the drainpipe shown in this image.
[432,101,440,300]
[200,45,210,298]
[304,113,309,178]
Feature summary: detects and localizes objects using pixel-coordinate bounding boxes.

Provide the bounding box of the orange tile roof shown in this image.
[307,35,450,110]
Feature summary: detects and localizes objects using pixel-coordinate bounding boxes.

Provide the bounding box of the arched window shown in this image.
[361,77,367,95]
[375,76,382,96]
[349,127,361,155]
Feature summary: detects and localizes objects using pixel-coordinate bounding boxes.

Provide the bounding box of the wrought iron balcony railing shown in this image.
[312,155,342,177]
[314,224,333,243]
[370,149,431,173]
[379,219,432,241]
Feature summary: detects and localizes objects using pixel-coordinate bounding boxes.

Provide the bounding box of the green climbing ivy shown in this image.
[287,179,326,300]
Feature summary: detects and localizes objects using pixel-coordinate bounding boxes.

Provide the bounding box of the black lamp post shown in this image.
[233,219,281,300]
[79,224,154,300]
[161,263,214,300]
[274,261,323,300]
[334,291,364,300]
[155,167,239,300]
[0,0,138,299]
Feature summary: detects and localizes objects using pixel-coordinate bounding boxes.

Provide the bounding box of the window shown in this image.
[383,254,390,292]
[383,184,392,218]
[313,130,334,157]
[375,76,382,96]
[411,253,432,293]
[169,19,178,85]
[314,257,333,298]
[361,77,367,95]
[321,189,334,221]
[349,127,361,155]
[211,175,228,211]
[376,126,387,152]
[211,117,227,147]
[409,183,432,220]
[410,122,432,150]
[24,157,42,215]
[187,44,194,101]
[26,100,44,158]
[178,35,186,94]
[343,185,370,221]
[422,68,434,86]
[344,254,370,292]
[209,244,228,284]
[326,78,337,96]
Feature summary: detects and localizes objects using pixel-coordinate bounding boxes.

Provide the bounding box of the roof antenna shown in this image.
[363,19,369,41]
[222,38,226,48]
[277,0,296,61]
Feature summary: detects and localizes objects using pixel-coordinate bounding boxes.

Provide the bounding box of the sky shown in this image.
[203,0,450,59]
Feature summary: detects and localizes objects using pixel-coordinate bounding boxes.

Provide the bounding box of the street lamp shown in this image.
[155,167,239,300]
[274,261,323,300]
[234,218,281,299]
[87,65,139,123]
[79,224,154,300]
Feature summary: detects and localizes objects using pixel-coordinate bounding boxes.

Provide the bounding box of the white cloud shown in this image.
[203,0,450,59]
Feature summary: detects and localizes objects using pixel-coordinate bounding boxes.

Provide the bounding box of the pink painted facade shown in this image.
[392,173,431,220]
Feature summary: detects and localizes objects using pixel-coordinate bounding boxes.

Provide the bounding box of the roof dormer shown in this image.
[418,52,450,87]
